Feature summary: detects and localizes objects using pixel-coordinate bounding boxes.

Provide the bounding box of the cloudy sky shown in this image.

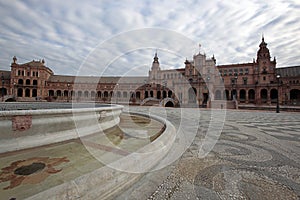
[0,0,299,76]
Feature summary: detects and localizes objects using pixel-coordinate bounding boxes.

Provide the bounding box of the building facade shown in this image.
[1,37,300,108]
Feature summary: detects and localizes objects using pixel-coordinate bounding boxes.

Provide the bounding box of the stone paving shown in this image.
[117,106,300,200]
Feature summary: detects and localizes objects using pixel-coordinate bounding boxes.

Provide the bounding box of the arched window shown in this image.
[18,79,23,85]
[168,90,172,98]
[26,79,30,85]
[33,80,38,85]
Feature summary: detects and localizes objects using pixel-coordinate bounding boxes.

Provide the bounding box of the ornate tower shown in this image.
[255,36,276,84]
[149,52,160,80]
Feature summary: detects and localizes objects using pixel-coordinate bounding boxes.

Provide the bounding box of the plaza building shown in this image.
[0,37,299,108]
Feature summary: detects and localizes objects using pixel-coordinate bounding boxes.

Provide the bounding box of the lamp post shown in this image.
[116,83,119,104]
[276,74,281,113]
[67,83,70,102]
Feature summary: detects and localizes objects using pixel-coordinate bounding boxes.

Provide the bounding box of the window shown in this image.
[239,68,243,75]
[245,68,249,74]
[223,70,227,76]
[36,72,38,77]
[27,71,30,76]
[234,69,238,75]
[243,77,247,85]
[33,72,35,76]
[229,69,232,76]
[263,76,266,81]
[18,70,21,76]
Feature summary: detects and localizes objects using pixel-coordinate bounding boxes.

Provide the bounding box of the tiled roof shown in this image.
[48,75,148,84]
[276,66,300,77]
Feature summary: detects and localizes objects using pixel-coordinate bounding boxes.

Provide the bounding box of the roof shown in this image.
[48,75,148,84]
[276,66,300,78]
[217,62,254,68]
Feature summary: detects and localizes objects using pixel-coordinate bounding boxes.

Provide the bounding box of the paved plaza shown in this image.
[0,105,300,199]
[118,106,300,200]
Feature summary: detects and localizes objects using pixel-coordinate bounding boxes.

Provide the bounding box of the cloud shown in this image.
[0,0,299,76]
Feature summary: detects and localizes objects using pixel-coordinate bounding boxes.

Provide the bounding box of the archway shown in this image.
[157,91,161,99]
[17,88,23,97]
[239,89,246,102]
[261,89,268,103]
[32,89,37,97]
[25,88,30,97]
[270,89,278,103]
[290,89,300,104]
[248,89,255,103]
[165,101,174,107]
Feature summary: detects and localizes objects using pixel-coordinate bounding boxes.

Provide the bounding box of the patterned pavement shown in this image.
[118,107,300,200]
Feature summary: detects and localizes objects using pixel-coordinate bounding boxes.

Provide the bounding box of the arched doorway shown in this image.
[270,89,278,103]
[17,88,23,97]
[25,88,30,97]
[290,89,300,105]
[157,91,161,99]
[239,89,246,102]
[248,89,255,103]
[261,89,268,103]
[165,101,174,107]
[32,89,37,97]
[188,87,197,103]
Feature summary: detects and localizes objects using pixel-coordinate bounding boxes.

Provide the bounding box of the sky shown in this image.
[0,0,299,76]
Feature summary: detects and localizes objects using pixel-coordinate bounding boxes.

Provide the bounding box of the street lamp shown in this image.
[231,76,238,100]
[67,83,70,102]
[276,74,281,113]
[116,83,119,104]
